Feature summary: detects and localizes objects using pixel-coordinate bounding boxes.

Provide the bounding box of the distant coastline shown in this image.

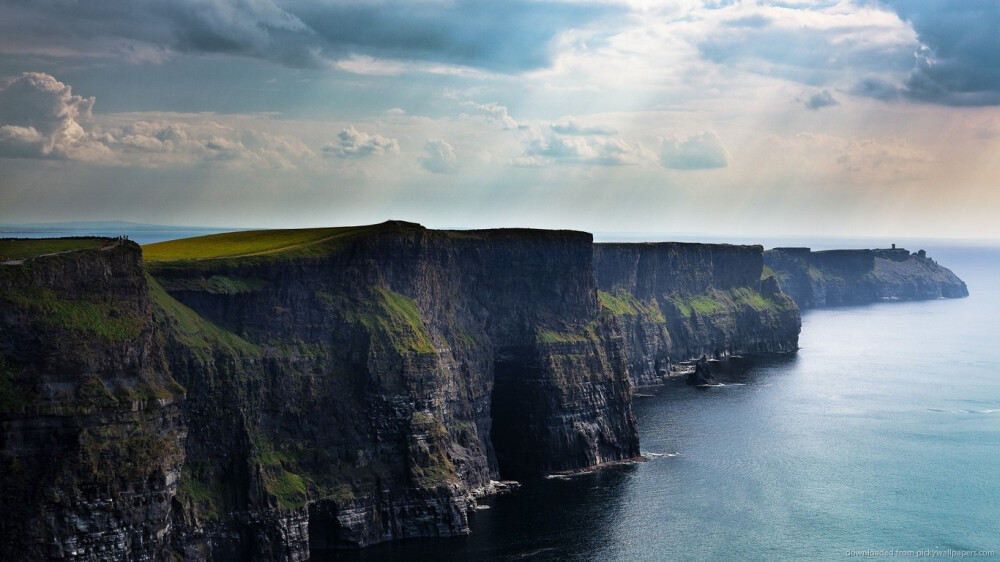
[0,221,241,246]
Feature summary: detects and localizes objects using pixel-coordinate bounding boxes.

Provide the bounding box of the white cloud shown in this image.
[660,132,730,170]
[0,72,106,159]
[516,131,649,167]
[101,120,314,169]
[0,72,314,168]
[322,126,399,158]
[420,139,458,173]
[460,102,521,130]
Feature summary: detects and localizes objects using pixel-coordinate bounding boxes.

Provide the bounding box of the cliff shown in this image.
[151,221,639,557]
[594,243,801,386]
[763,247,969,308]
[0,239,185,560]
[1,225,818,559]
[1,223,640,560]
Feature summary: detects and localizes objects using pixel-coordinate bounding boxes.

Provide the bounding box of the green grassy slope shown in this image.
[142,225,383,262]
[0,238,107,260]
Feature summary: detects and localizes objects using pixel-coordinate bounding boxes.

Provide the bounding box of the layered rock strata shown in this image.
[0,242,185,561]
[152,222,640,557]
[2,223,642,560]
[594,243,801,386]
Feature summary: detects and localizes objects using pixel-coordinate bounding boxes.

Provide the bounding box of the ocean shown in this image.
[328,244,1000,561]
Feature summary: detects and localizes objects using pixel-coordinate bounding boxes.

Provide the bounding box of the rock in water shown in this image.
[686,355,715,386]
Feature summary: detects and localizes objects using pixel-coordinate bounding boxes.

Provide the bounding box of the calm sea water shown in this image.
[0,224,231,246]
[330,245,1000,561]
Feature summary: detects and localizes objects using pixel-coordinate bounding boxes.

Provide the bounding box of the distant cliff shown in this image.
[594,243,801,386]
[764,247,969,309]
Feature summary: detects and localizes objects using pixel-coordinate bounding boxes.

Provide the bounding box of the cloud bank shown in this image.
[0,72,312,168]
[0,0,617,74]
[875,0,1000,106]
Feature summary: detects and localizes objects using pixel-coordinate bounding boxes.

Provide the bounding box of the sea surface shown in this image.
[328,245,1000,561]
[0,223,233,246]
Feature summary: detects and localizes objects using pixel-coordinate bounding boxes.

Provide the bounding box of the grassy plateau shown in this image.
[0,237,107,260]
[142,225,384,262]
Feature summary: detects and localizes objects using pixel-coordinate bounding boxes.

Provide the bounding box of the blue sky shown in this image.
[1,0,999,239]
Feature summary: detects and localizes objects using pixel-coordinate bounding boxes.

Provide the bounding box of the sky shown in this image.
[1,0,999,240]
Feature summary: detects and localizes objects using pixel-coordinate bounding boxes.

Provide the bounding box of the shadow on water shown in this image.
[317,464,638,562]
[319,354,799,562]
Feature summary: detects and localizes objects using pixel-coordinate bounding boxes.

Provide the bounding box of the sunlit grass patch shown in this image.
[142,225,377,262]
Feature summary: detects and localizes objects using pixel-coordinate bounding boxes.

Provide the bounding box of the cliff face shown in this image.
[0,241,185,561]
[146,222,639,557]
[594,243,801,386]
[2,226,817,559]
[764,247,969,308]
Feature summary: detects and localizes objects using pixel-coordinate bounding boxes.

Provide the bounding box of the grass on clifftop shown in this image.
[0,237,106,260]
[142,225,384,262]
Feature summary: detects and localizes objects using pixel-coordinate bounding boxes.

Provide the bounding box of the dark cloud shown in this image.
[874,0,1000,105]
[660,132,730,170]
[698,15,915,86]
[0,1,618,74]
[804,90,839,110]
[850,76,901,102]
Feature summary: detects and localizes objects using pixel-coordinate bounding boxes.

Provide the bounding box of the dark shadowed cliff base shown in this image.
[0,225,969,560]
